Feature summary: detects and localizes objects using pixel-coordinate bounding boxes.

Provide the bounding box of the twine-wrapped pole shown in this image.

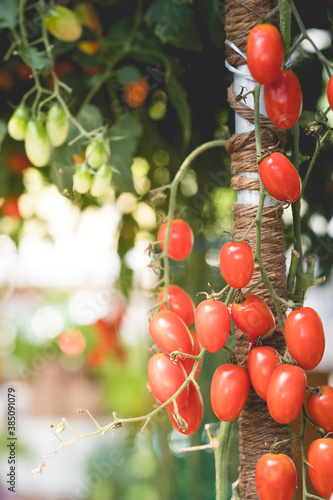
[224,1,294,498]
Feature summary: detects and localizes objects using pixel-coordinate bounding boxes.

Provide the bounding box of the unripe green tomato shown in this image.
[73,165,92,194]
[24,120,51,167]
[43,5,82,42]
[90,163,112,197]
[85,139,110,169]
[46,103,69,147]
[8,106,29,141]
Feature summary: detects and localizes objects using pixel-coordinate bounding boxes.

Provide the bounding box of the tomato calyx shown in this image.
[233,289,246,305]
[306,385,324,396]
[223,344,238,365]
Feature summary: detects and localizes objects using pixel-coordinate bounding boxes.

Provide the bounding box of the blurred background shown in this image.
[0,1,333,499]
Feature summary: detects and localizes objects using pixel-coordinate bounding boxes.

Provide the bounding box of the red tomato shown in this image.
[158,219,194,261]
[149,310,194,357]
[264,70,302,129]
[123,76,149,108]
[307,438,333,499]
[247,24,284,85]
[147,353,189,410]
[157,285,195,327]
[255,453,297,500]
[1,197,21,219]
[0,69,14,91]
[247,346,280,401]
[6,150,31,173]
[210,364,250,421]
[82,65,101,75]
[266,364,307,424]
[16,63,32,80]
[182,330,202,379]
[231,294,275,339]
[168,381,203,435]
[307,386,333,433]
[194,299,231,353]
[219,241,254,289]
[258,152,301,203]
[327,75,333,110]
[285,307,325,371]
[54,61,74,78]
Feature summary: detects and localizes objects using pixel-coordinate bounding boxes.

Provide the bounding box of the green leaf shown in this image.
[109,114,143,192]
[49,162,75,200]
[0,154,9,197]
[0,120,8,150]
[116,66,142,86]
[145,0,202,51]
[20,46,51,70]
[76,104,104,132]
[197,0,224,48]
[0,0,19,29]
[165,74,191,148]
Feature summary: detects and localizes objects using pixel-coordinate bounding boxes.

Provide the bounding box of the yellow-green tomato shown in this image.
[73,165,92,194]
[85,139,110,169]
[90,164,112,197]
[24,120,51,167]
[43,5,82,42]
[8,106,29,141]
[46,103,69,147]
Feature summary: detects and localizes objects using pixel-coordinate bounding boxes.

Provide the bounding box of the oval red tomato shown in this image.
[258,152,301,203]
[231,294,275,339]
[307,438,333,499]
[327,75,333,110]
[147,353,189,410]
[247,24,284,85]
[194,299,231,353]
[264,70,302,130]
[158,219,194,261]
[210,364,250,421]
[168,381,203,435]
[219,241,254,289]
[149,310,193,357]
[157,285,195,327]
[307,385,333,433]
[266,364,307,424]
[247,346,280,401]
[255,453,297,500]
[285,307,325,371]
[182,330,202,379]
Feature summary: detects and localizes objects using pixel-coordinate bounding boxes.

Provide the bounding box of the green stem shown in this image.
[252,84,285,329]
[215,421,234,500]
[287,249,300,297]
[160,139,227,308]
[290,0,332,77]
[301,129,331,198]
[279,0,291,54]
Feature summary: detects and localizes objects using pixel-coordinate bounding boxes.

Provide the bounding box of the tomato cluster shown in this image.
[247,24,303,130]
[8,103,69,168]
[147,219,203,434]
[248,305,331,499]
[148,223,332,498]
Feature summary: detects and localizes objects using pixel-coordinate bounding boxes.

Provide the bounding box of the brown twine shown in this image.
[224,1,293,499]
